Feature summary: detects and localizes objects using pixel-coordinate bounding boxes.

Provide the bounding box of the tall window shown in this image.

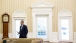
[58,10,73,41]
[37,16,48,39]
[60,18,69,40]
[15,20,21,38]
[12,10,26,38]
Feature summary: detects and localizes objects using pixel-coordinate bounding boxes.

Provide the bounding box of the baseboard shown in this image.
[0,32,33,39]
[27,32,33,38]
[73,40,76,43]
[11,32,33,38]
[49,32,59,42]
[49,42,58,43]
[0,34,2,40]
[50,40,59,42]
[0,33,12,39]
[74,32,76,41]
[73,32,76,43]
[8,33,12,38]
[0,32,75,42]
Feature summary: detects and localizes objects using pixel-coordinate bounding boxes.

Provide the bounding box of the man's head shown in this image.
[20,20,24,25]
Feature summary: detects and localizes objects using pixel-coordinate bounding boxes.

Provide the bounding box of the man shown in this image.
[18,20,28,38]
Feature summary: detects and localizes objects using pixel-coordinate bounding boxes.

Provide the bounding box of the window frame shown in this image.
[58,9,73,42]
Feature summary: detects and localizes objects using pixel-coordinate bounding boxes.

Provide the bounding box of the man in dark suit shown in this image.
[18,20,28,38]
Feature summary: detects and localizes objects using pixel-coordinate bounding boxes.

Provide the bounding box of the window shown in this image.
[15,20,21,38]
[37,16,48,39]
[12,10,27,38]
[58,10,73,41]
[61,19,69,40]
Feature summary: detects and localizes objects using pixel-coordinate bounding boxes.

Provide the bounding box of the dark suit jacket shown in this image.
[19,25,28,38]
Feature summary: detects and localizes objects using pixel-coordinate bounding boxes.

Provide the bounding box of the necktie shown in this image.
[21,25,22,30]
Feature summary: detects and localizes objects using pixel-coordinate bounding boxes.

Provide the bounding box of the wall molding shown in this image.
[0,32,75,42]
[31,1,53,8]
[12,10,26,17]
[8,33,12,38]
[58,9,72,17]
[0,32,33,39]
[12,10,27,38]
[74,32,76,41]
[73,41,76,43]
[27,32,33,38]
[31,1,53,41]
[58,9,73,42]
[0,33,12,40]
[49,32,59,42]
[0,34,2,40]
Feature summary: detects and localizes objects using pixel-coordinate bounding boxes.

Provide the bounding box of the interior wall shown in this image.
[0,0,76,33]
[0,0,2,34]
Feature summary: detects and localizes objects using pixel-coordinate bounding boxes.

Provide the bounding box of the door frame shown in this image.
[58,16,73,42]
[31,1,53,41]
[32,9,53,41]
[12,10,27,38]
[58,9,73,42]
[12,17,26,38]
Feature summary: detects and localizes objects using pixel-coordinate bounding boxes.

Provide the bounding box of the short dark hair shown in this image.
[21,20,24,23]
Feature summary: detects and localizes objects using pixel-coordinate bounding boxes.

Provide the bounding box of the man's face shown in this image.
[20,21,24,25]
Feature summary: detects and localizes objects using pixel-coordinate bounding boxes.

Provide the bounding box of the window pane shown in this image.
[37,16,47,39]
[15,20,21,38]
[61,19,69,40]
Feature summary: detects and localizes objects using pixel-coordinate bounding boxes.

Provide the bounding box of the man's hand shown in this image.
[17,31,20,34]
[18,32,20,34]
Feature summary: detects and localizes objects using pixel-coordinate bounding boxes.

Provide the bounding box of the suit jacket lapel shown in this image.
[21,25,24,30]
[20,25,24,31]
[20,26,21,32]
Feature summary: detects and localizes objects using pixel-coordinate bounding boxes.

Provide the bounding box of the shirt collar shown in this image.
[21,25,23,27]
